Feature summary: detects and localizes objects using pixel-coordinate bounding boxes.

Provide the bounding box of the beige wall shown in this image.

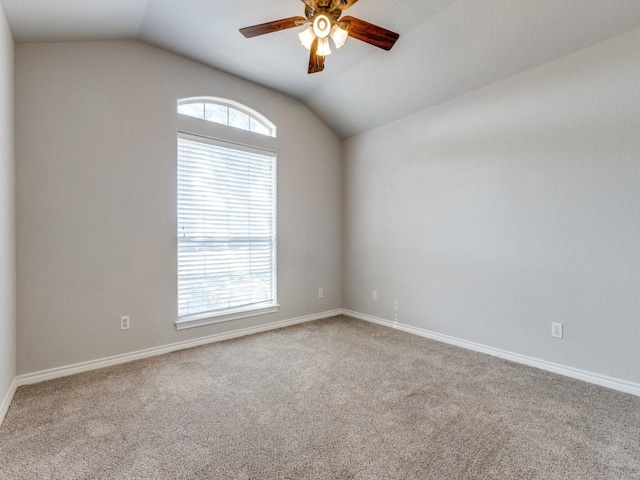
[13,30,640,388]
[0,3,16,409]
[16,41,342,375]
[343,28,640,384]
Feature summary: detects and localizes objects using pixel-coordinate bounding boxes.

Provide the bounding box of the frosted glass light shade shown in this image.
[313,14,332,39]
[316,37,332,56]
[330,24,348,49]
[299,26,315,50]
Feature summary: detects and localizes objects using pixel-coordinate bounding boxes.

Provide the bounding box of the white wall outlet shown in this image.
[318,288,324,299]
[0,350,4,374]
[120,315,130,331]
[372,291,378,301]
[552,322,563,339]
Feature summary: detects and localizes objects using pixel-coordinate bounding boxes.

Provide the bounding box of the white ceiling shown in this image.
[3,0,640,138]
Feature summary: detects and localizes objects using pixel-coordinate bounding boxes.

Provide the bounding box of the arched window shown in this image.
[177,97,276,137]
[176,97,278,330]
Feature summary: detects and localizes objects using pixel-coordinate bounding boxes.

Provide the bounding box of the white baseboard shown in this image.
[17,309,343,387]
[0,378,17,427]
[10,306,638,421]
[343,309,640,397]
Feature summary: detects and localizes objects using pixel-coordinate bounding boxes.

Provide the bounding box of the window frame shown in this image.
[175,100,278,331]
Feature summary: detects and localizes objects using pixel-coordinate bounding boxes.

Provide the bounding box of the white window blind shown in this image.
[178,134,276,321]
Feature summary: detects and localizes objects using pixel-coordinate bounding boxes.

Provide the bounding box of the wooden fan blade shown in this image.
[342,16,399,50]
[333,0,359,10]
[240,17,307,38]
[308,38,325,74]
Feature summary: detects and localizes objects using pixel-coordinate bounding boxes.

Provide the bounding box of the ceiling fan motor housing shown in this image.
[306,2,343,21]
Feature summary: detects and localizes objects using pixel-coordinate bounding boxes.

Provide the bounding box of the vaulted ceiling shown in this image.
[3,0,640,138]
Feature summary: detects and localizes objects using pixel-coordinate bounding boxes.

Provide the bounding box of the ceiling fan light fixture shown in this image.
[330,24,348,49]
[316,36,332,56]
[313,14,332,39]
[299,25,315,50]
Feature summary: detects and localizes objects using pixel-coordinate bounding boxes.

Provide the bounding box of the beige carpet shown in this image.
[1,316,639,479]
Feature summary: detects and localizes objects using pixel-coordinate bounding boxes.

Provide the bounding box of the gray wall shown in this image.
[16,41,342,375]
[343,28,640,384]
[0,3,15,404]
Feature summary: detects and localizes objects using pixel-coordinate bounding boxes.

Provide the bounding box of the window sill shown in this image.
[175,304,280,331]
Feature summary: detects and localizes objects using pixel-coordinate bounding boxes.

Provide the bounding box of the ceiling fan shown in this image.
[240,0,400,74]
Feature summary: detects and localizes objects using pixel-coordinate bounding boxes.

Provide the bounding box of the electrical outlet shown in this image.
[0,350,4,374]
[552,322,563,339]
[120,315,130,331]
[372,291,378,301]
[318,288,324,299]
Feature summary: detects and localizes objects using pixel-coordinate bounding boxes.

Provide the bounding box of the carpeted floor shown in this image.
[1,316,639,479]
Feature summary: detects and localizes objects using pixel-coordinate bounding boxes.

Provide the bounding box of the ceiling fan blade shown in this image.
[240,17,307,38]
[342,16,399,51]
[308,38,325,74]
[333,0,359,10]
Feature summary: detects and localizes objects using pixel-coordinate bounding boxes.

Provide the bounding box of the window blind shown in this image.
[178,135,276,320]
